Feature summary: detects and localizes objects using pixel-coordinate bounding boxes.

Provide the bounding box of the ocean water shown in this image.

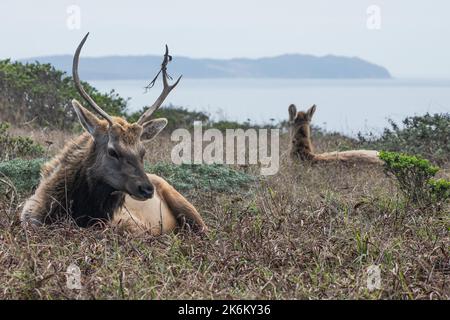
[90,78,450,135]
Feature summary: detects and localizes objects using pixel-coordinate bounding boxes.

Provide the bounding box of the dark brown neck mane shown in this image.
[69,166,125,227]
[42,133,125,227]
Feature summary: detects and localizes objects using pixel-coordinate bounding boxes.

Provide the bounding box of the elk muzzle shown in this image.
[137,182,154,199]
[125,175,154,201]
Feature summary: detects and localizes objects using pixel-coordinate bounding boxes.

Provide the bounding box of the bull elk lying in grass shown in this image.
[288,104,382,165]
[20,33,207,235]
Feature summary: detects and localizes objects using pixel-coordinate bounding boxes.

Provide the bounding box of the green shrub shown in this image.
[0,122,44,161]
[0,158,254,196]
[0,158,45,194]
[0,60,129,130]
[379,151,449,207]
[428,178,450,204]
[360,113,450,164]
[146,162,255,193]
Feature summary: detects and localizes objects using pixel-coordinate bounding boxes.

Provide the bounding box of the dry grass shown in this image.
[0,129,448,299]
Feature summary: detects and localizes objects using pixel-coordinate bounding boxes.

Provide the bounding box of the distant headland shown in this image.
[20,53,391,80]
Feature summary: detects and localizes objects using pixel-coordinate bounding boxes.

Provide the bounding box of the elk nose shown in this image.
[138,183,154,199]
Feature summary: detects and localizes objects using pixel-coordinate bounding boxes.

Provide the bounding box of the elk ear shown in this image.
[140,118,168,141]
[288,104,297,121]
[306,104,316,121]
[71,99,103,135]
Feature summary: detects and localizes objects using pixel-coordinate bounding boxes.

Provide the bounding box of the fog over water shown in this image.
[91,78,450,135]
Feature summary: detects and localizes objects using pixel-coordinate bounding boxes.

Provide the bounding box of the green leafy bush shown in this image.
[0,60,129,130]
[379,151,449,207]
[0,122,44,161]
[146,162,255,193]
[0,158,45,194]
[428,178,450,204]
[360,113,450,164]
[0,158,254,196]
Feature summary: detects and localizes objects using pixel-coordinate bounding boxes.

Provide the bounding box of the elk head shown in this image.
[288,104,316,135]
[71,33,181,200]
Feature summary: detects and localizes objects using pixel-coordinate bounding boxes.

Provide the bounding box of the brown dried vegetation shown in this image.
[0,130,448,299]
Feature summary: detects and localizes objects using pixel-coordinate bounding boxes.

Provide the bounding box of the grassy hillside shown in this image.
[0,124,448,299]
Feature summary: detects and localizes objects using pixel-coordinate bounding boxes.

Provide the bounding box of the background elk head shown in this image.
[288,104,316,136]
[71,33,181,201]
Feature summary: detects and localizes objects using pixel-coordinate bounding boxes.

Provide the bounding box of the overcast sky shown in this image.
[0,0,449,78]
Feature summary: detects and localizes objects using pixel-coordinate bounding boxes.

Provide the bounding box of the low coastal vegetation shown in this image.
[379,151,450,209]
[359,113,450,165]
[0,59,129,130]
[0,60,448,299]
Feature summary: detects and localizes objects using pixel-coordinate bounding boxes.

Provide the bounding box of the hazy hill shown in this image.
[20,53,391,80]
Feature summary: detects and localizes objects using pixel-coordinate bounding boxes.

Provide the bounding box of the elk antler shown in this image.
[137,45,182,125]
[73,33,114,126]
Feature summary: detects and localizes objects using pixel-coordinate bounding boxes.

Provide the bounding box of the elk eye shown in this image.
[108,148,119,159]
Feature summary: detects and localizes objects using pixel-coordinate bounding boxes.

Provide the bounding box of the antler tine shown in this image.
[73,33,114,126]
[137,45,182,125]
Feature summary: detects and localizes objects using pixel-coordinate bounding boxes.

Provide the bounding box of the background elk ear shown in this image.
[288,104,297,121]
[71,99,103,135]
[306,104,317,121]
[140,118,168,141]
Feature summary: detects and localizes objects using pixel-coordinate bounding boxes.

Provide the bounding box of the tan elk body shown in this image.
[20,34,207,235]
[288,104,382,165]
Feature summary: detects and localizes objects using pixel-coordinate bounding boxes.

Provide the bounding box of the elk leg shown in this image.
[148,174,208,233]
